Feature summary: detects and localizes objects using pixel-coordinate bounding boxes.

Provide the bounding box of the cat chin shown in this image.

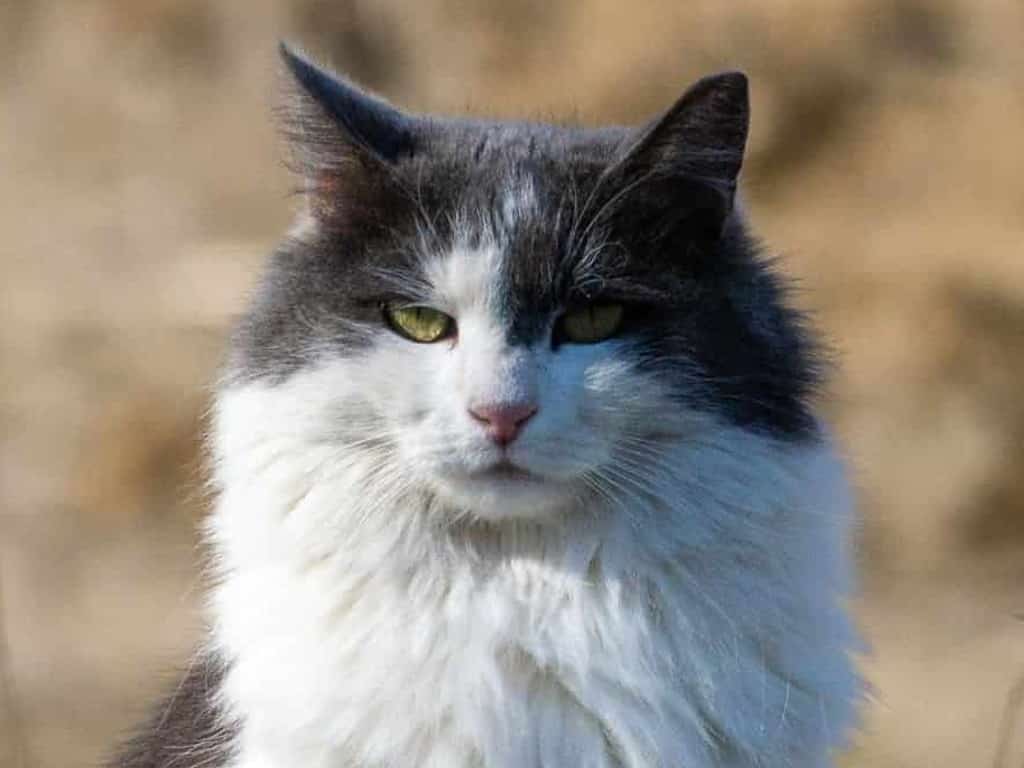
[430,470,578,521]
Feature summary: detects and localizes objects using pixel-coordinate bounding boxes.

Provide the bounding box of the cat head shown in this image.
[222,45,820,522]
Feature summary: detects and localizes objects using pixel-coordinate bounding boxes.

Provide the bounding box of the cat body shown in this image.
[113,45,860,768]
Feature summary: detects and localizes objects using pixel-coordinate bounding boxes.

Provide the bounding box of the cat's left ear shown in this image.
[610,72,749,240]
[277,43,420,223]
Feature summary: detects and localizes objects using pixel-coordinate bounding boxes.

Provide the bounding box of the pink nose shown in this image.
[468,402,538,446]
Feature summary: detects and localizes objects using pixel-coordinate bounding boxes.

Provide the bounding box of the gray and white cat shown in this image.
[113,44,861,768]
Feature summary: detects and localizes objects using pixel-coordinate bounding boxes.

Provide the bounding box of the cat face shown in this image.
[224,46,820,521]
[326,203,688,520]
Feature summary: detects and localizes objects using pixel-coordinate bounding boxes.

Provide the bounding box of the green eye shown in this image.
[558,303,625,344]
[383,305,455,343]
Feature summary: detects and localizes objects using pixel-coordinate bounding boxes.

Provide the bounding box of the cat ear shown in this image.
[277,43,418,220]
[609,72,749,241]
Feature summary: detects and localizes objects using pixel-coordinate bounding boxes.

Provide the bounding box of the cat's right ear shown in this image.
[277,43,417,222]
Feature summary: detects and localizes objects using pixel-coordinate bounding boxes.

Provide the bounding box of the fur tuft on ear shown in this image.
[276,43,418,222]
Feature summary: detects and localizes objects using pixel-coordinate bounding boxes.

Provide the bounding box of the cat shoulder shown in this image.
[108,655,234,768]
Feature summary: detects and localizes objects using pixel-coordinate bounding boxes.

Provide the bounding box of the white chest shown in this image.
[209,418,858,768]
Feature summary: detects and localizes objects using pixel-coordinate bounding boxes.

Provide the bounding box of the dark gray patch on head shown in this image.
[231,50,822,440]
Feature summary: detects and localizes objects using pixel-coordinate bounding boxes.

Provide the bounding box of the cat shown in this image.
[112,43,861,768]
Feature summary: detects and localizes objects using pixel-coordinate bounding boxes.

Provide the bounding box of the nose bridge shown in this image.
[468,344,538,408]
[503,347,539,402]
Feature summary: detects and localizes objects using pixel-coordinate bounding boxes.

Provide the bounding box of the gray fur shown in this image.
[233,47,820,437]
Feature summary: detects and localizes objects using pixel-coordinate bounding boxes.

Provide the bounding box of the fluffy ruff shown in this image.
[206,366,860,768]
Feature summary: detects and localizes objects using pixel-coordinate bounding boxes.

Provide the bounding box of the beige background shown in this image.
[2,1,1023,766]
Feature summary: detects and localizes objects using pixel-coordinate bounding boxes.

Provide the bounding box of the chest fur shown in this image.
[208,425,857,768]
[215,536,849,768]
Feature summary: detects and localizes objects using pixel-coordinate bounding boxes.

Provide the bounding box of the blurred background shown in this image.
[1,1,1023,766]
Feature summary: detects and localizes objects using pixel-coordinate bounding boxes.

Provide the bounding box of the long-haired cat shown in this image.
[112,44,860,768]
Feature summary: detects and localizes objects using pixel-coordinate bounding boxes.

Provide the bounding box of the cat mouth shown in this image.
[473,460,538,482]
[440,457,576,518]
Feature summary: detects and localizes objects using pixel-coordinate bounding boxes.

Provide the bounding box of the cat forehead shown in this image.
[388,137,612,329]
[418,177,565,344]
[404,121,625,222]
[425,119,628,167]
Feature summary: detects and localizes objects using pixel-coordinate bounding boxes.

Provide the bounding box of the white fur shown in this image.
[207,201,860,767]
